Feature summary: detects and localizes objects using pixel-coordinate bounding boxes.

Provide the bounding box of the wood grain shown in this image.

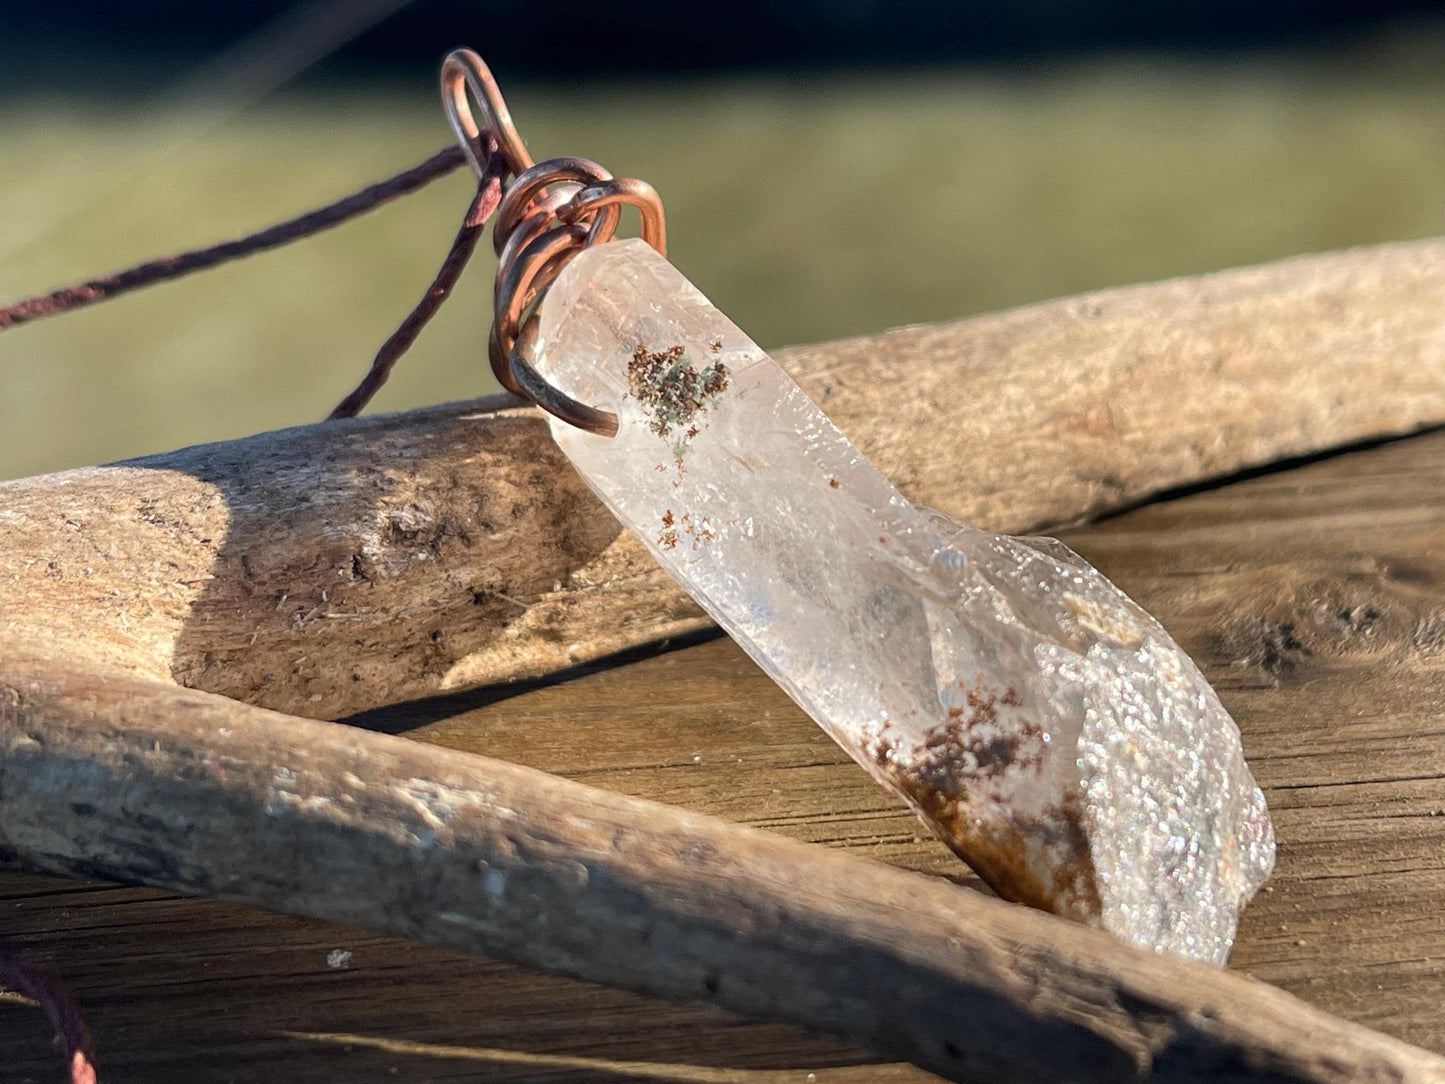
[374,424,1445,1057]
[11,642,1441,1084]
[6,427,1445,1082]
[4,238,1445,719]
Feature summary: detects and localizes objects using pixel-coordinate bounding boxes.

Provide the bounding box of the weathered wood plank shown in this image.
[5,426,1445,1081]
[4,238,1445,719]
[1069,430,1445,1051]
[12,642,1435,1084]
[369,419,1445,1053]
[0,871,930,1083]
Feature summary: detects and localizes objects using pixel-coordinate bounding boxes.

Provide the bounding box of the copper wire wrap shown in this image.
[441,48,667,437]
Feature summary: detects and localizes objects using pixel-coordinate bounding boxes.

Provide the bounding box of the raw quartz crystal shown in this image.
[532,238,1275,964]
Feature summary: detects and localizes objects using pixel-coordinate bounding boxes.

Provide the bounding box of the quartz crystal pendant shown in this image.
[532,238,1274,964]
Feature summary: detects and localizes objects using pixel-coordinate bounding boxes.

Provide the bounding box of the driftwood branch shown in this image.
[2,651,1442,1084]
[3,238,1445,720]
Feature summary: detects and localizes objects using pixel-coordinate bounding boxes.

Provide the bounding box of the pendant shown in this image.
[530,240,1273,964]
[444,49,1274,965]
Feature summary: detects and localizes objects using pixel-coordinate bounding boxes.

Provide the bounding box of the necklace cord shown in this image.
[0,145,469,336]
[0,142,498,421]
[0,47,669,433]
[0,954,99,1084]
[328,138,508,419]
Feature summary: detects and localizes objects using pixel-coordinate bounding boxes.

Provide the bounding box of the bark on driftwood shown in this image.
[2,239,1445,720]
[2,651,1443,1084]
[5,238,1445,1081]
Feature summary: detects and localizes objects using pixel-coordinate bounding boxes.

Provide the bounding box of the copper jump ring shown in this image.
[509,317,621,438]
[490,223,590,391]
[443,50,669,435]
[487,160,626,385]
[494,157,615,253]
[441,49,533,178]
[494,185,590,288]
[559,178,667,255]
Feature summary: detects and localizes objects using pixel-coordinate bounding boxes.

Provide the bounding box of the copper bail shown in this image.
[440,48,667,437]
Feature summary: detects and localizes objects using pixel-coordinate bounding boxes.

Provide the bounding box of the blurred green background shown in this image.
[5,7,1445,480]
